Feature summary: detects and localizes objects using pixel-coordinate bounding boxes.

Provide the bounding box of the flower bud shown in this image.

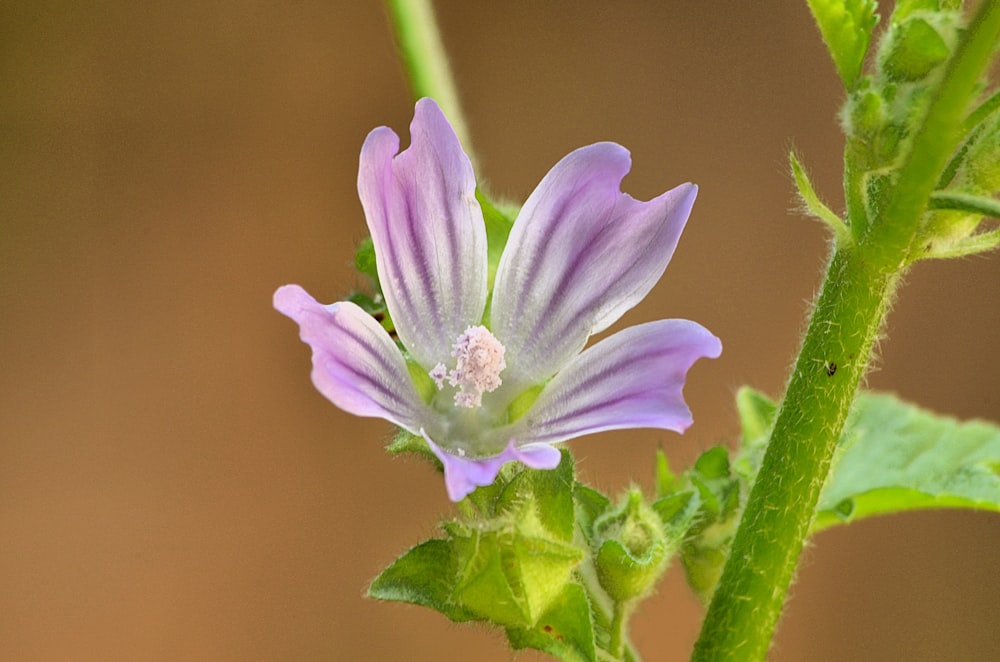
[592,489,672,603]
[877,14,954,83]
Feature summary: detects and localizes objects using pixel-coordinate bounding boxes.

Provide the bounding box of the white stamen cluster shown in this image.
[430,325,506,408]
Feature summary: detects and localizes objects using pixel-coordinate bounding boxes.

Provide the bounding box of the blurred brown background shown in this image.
[2,2,998,660]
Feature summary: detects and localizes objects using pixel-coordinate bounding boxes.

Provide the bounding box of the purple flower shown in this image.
[275,99,721,501]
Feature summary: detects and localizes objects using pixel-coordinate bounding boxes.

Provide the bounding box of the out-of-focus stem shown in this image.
[384,0,475,164]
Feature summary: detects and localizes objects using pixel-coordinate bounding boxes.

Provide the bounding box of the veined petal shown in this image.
[491,142,697,386]
[358,98,488,369]
[423,433,562,502]
[274,285,427,430]
[513,319,721,446]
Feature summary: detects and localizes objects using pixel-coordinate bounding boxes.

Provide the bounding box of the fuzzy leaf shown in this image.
[505,582,597,662]
[806,0,879,89]
[679,446,743,603]
[574,484,612,544]
[814,392,1000,531]
[367,539,476,622]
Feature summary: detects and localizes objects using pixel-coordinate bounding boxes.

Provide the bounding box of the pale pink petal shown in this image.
[491,142,697,387]
[358,98,488,369]
[274,285,427,430]
[513,319,721,445]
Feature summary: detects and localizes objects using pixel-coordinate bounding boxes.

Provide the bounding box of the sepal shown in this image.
[367,450,589,655]
[505,582,598,662]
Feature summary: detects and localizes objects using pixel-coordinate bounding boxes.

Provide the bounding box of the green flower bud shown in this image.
[592,490,671,603]
[877,12,956,83]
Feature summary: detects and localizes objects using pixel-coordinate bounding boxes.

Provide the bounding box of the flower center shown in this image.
[430,325,506,408]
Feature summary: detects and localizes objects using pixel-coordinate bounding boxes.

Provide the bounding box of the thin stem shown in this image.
[384,0,476,165]
[608,602,626,659]
[691,4,1000,660]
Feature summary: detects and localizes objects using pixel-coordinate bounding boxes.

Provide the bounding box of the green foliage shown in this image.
[506,583,597,662]
[368,450,591,657]
[477,189,514,292]
[805,0,879,89]
[878,14,953,82]
[699,4,1000,658]
[367,539,477,622]
[592,491,672,602]
[348,238,394,333]
[815,392,1000,530]
[733,387,1000,533]
[679,447,743,603]
[353,236,379,284]
[369,440,737,659]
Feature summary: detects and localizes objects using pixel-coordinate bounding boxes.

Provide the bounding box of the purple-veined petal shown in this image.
[491,142,698,386]
[358,98,488,369]
[513,319,721,446]
[423,433,562,501]
[274,285,427,430]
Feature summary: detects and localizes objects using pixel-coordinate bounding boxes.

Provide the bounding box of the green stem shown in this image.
[384,0,476,164]
[692,248,895,662]
[692,4,1000,661]
[609,602,626,659]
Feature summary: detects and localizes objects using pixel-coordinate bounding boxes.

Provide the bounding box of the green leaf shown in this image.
[654,447,676,497]
[651,490,698,532]
[790,152,852,245]
[680,446,744,603]
[477,189,514,292]
[733,386,777,479]
[574,484,612,543]
[367,539,476,622]
[384,428,434,458]
[505,582,597,662]
[735,386,777,446]
[353,236,380,285]
[693,445,731,481]
[814,392,1000,531]
[806,0,879,89]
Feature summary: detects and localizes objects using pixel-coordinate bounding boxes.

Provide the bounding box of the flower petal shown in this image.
[491,142,698,386]
[357,98,488,369]
[423,433,562,501]
[513,319,721,446]
[274,285,427,430]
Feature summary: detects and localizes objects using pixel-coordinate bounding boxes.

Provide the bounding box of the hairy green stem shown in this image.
[692,4,1000,660]
[693,248,894,661]
[384,0,475,164]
